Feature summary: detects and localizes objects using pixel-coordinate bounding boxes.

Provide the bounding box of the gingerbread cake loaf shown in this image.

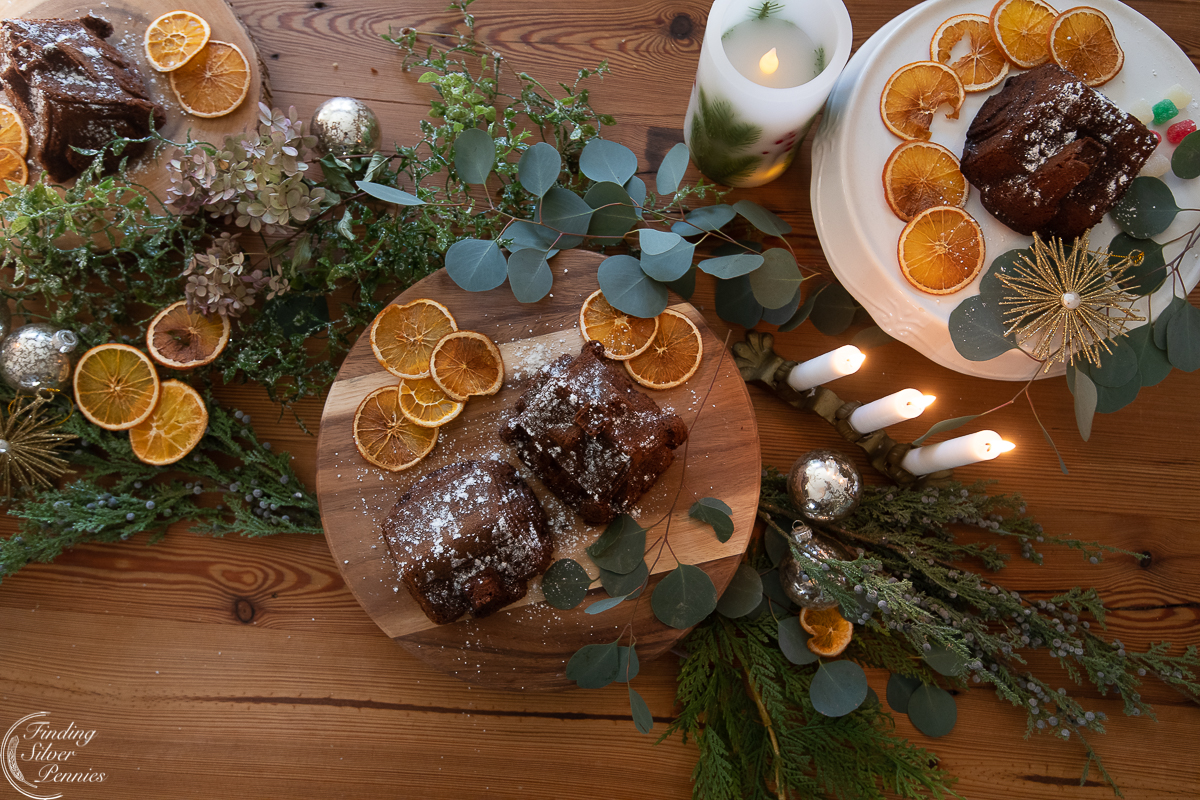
[960,63,1157,240]
[0,16,166,182]
[500,340,688,525]
[382,459,554,625]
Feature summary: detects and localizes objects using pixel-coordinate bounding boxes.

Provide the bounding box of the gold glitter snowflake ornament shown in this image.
[0,391,76,498]
[998,234,1145,370]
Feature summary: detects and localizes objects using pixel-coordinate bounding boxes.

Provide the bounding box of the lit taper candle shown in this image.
[848,389,936,434]
[900,431,1016,476]
[785,345,864,392]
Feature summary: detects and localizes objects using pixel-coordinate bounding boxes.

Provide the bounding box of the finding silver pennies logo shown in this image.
[2,713,106,799]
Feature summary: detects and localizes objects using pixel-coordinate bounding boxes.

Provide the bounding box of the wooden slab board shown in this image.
[0,0,267,203]
[315,252,761,689]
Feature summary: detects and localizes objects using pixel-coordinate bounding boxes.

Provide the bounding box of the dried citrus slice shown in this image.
[800,606,853,658]
[146,300,231,369]
[623,309,703,390]
[370,299,458,380]
[129,380,208,466]
[1048,7,1123,87]
[352,385,438,472]
[0,146,27,192]
[930,13,1010,92]
[398,376,465,428]
[897,205,986,295]
[144,10,211,72]
[169,40,250,118]
[0,106,28,158]
[880,61,965,141]
[429,331,504,402]
[990,0,1058,69]
[578,289,659,360]
[883,141,969,223]
[74,343,161,431]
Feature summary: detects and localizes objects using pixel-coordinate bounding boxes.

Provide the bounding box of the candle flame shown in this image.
[998,440,1016,454]
[921,394,936,409]
[759,47,780,75]
[843,346,866,373]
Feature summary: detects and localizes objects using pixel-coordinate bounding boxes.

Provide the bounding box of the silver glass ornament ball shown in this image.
[0,323,79,393]
[311,97,382,158]
[787,449,862,523]
[778,522,844,609]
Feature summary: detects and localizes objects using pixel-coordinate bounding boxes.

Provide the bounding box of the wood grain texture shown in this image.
[315,253,760,688]
[0,0,1198,797]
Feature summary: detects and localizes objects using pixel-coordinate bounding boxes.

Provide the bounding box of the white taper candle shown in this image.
[848,389,935,434]
[900,430,1016,475]
[785,345,865,392]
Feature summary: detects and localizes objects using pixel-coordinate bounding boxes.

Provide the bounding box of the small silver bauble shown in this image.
[310,96,382,158]
[787,449,862,523]
[778,521,844,609]
[0,323,79,393]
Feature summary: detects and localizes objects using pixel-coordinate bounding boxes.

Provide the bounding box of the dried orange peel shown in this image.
[990,0,1058,69]
[169,40,251,118]
[624,309,703,390]
[352,385,439,472]
[800,606,854,658]
[370,299,458,380]
[144,10,211,72]
[129,380,208,466]
[146,300,231,369]
[880,61,965,141]
[883,141,968,223]
[74,343,161,431]
[1048,6,1124,87]
[430,330,505,402]
[930,13,1009,92]
[898,205,986,295]
[579,289,658,360]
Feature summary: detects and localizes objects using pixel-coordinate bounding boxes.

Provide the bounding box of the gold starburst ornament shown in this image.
[998,234,1145,371]
[0,391,76,498]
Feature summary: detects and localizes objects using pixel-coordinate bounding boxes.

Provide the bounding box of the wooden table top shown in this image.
[1,0,1197,798]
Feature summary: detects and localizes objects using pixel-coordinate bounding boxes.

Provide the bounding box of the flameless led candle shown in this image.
[848,389,935,434]
[900,431,1016,476]
[683,0,853,187]
[785,345,864,392]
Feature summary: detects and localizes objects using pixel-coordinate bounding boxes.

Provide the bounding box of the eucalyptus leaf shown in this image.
[851,325,895,350]
[912,414,981,446]
[565,640,620,689]
[666,268,697,300]
[629,686,653,733]
[780,282,825,332]
[1070,365,1097,442]
[1154,296,1186,350]
[541,558,591,609]
[618,645,641,682]
[538,186,593,248]
[764,526,788,567]
[716,563,762,618]
[518,142,560,197]
[907,684,957,738]
[749,248,802,309]
[733,199,792,236]
[504,219,560,254]
[713,239,762,256]
[585,595,627,615]
[356,180,424,206]
[689,497,734,543]
[1075,363,1142,414]
[715,275,763,328]
[886,673,923,714]
[761,285,803,326]
[948,294,1016,361]
[580,138,638,185]
[453,127,496,185]
[777,616,818,665]
[364,151,389,182]
[639,228,682,256]
[656,142,691,195]
[625,175,647,219]
[809,282,858,336]
[923,644,965,677]
[978,248,1032,305]
[598,255,669,318]
[1111,176,1180,239]
[445,238,508,291]
[1166,301,1200,372]
[640,238,695,283]
[1089,336,1138,388]
[760,568,797,612]
[699,252,764,279]
[586,514,648,575]
[1109,234,1167,296]
[600,561,648,598]
[585,182,638,246]
[672,204,736,235]
[507,248,553,302]
[810,660,869,717]
[651,563,718,629]
[1126,324,1173,388]
[1172,130,1200,179]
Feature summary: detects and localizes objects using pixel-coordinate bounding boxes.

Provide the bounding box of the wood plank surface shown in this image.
[315,255,760,688]
[1,0,1198,798]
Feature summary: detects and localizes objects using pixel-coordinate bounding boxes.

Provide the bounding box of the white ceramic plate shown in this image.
[811,0,1200,380]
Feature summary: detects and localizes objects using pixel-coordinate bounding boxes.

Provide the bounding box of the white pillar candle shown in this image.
[683,0,853,187]
[848,389,935,434]
[901,431,1016,476]
[785,345,864,392]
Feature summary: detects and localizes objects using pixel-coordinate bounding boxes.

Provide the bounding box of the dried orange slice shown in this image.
[169,40,250,118]
[1048,7,1123,87]
[129,380,208,465]
[898,206,986,295]
[990,0,1058,69]
[0,106,28,158]
[883,141,969,223]
[352,385,438,472]
[144,10,211,72]
[398,376,465,428]
[74,343,161,431]
[146,300,231,369]
[800,606,853,658]
[880,61,965,141]
[578,289,659,360]
[429,331,504,402]
[370,299,458,380]
[624,309,703,390]
[0,146,27,192]
[930,13,1010,92]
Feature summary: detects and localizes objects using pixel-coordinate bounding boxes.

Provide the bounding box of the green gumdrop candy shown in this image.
[1152,99,1180,125]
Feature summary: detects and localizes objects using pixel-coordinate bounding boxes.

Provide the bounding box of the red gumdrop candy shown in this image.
[1168,119,1197,144]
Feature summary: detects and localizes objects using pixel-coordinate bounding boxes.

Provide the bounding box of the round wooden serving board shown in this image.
[315,253,761,690]
[0,0,267,202]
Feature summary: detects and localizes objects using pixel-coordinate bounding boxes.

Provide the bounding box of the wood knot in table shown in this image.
[233,598,256,624]
[668,13,695,40]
